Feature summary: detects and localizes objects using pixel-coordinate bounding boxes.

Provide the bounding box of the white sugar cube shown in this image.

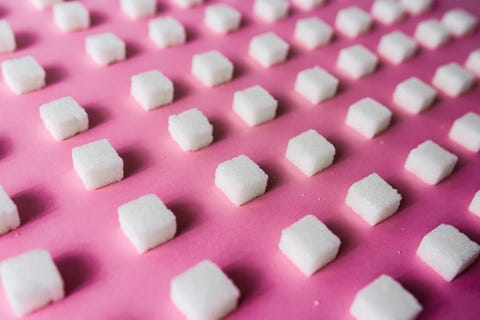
[432,63,475,97]
[285,129,335,176]
[335,6,372,38]
[346,173,402,226]
[350,274,422,320]
[131,70,174,110]
[53,1,89,32]
[414,19,450,50]
[168,108,213,151]
[293,0,325,11]
[215,155,268,206]
[171,260,240,320]
[254,0,289,22]
[469,191,480,216]
[173,0,203,8]
[204,4,241,34]
[400,0,431,15]
[72,139,124,190]
[0,250,64,316]
[294,66,339,104]
[449,112,480,152]
[249,32,289,67]
[31,0,63,10]
[417,224,480,281]
[378,31,417,64]
[371,0,405,25]
[393,77,436,114]
[121,0,156,19]
[442,9,478,37]
[0,20,16,53]
[0,185,20,236]
[191,50,233,87]
[118,194,176,253]
[405,140,457,185]
[233,85,278,126]
[465,49,480,77]
[279,215,341,276]
[346,98,392,139]
[39,96,88,140]
[1,56,46,94]
[294,17,333,50]
[149,16,186,49]
[85,32,126,65]
[337,44,378,79]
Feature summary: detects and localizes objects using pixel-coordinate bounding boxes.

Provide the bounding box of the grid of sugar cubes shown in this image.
[170,260,240,320]
[121,0,156,20]
[1,56,46,94]
[31,0,63,10]
[295,66,339,104]
[191,50,233,87]
[0,20,16,54]
[405,140,457,185]
[53,1,90,32]
[149,16,186,49]
[0,250,64,316]
[85,32,126,65]
[400,0,432,15]
[465,49,480,77]
[442,8,478,37]
[378,31,417,64]
[371,0,405,25]
[39,96,89,140]
[279,215,341,276]
[417,224,480,281]
[469,191,480,217]
[350,274,422,320]
[393,77,437,114]
[414,19,450,50]
[233,85,278,126]
[168,108,213,151]
[0,185,20,236]
[335,6,372,38]
[293,0,325,11]
[337,44,378,79]
[131,70,174,110]
[449,112,480,152]
[204,4,241,34]
[432,63,475,97]
[249,32,289,68]
[294,17,333,50]
[254,0,289,22]
[345,98,392,139]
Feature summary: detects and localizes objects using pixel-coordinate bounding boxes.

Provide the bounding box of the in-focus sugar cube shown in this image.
[0,250,64,316]
[335,6,372,38]
[0,20,16,54]
[121,0,156,19]
[53,1,90,32]
[465,49,480,77]
[279,215,341,276]
[346,98,392,138]
[294,17,333,50]
[417,224,480,281]
[294,66,339,104]
[414,19,450,50]
[285,129,335,176]
[442,8,478,37]
[371,0,405,25]
[191,50,233,87]
[215,155,268,205]
[393,77,436,114]
[1,56,46,94]
[173,0,203,8]
[449,112,480,152]
[130,70,174,110]
[168,108,213,151]
[293,0,325,11]
[39,96,89,140]
[249,32,289,67]
[233,85,278,126]
[432,63,475,97]
[85,32,126,65]
[149,16,186,48]
[72,138,124,190]
[254,0,289,22]
[469,191,480,217]
[350,274,422,320]
[0,185,20,236]
[377,31,417,64]
[118,194,176,253]
[400,0,432,15]
[170,260,240,320]
[337,44,378,79]
[204,4,241,34]
[346,173,402,226]
[405,140,457,185]
[31,0,63,10]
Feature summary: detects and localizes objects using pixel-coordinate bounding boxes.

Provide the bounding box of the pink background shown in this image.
[0,0,479,319]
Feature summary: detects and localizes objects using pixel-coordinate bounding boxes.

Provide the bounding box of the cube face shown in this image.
[432,63,474,97]
[53,1,90,32]
[72,139,124,190]
[1,56,46,94]
[168,108,213,151]
[131,70,174,110]
[295,66,339,104]
[350,275,422,320]
[0,250,64,316]
[285,129,336,176]
[414,19,450,50]
[405,140,458,185]
[215,155,268,206]
[337,45,378,79]
[465,49,480,77]
[85,32,126,65]
[149,16,186,48]
[294,17,333,49]
[469,191,480,216]
[417,224,480,281]
[0,185,20,236]
[449,112,480,152]
[170,260,240,320]
[121,0,156,19]
[400,0,432,15]
[249,32,289,67]
[233,85,278,126]
[335,6,372,38]
[371,0,405,25]
[346,173,402,226]
[346,98,392,138]
[40,96,88,140]
[0,20,16,53]
[441,8,477,37]
[254,0,289,22]
[378,31,417,64]
[32,0,63,10]
[393,77,436,114]
[204,4,241,34]
[191,50,233,87]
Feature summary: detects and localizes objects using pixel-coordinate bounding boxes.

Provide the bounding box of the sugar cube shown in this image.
[449,112,480,152]
[204,4,241,34]
[149,16,186,49]
[53,1,90,32]
[346,98,392,139]
[294,66,339,104]
[442,8,478,37]
[346,173,402,226]
[294,17,333,50]
[393,77,436,114]
[293,0,325,11]
[279,215,341,276]
[418,224,480,281]
[173,0,203,8]
[85,32,126,65]
[432,63,475,97]
[405,140,457,185]
[249,32,289,68]
[254,0,289,22]
[465,49,480,77]
[371,0,405,25]
[233,85,278,126]
[335,6,372,38]
[130,70,174,110]
[170,260,240,320]
[39,96,89,140]
[0,185,20,236]
[1,56,46,94]
[377,31,417,64]
[0,250,64,316]
[168,108,213,151]
[191,50,233,87]
[121,0,156,19]
[72,138,124,190]
[285,129,335,176]
[469,191,480,216]
[350,274,422,320]
[215,155,268,205]
[118,194,176,253]
[400,0,432,15]
[31,0,63,10]
[337,44,378,79]
[0,20,16,54]
[414,19,450,50]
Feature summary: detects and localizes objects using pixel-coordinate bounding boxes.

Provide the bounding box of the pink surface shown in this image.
[0,0,479,319]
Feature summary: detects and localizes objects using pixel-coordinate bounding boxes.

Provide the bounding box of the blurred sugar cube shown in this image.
[1,56,45,94]
[192,50,233,87]
[85,32,126,65]
[295,66,339,103]
[346,98,392,138]
[233,85,278,126]
[40,96,88,140]
[168,108,213,151]
[131,70,174,110]
[393,77,436,114]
